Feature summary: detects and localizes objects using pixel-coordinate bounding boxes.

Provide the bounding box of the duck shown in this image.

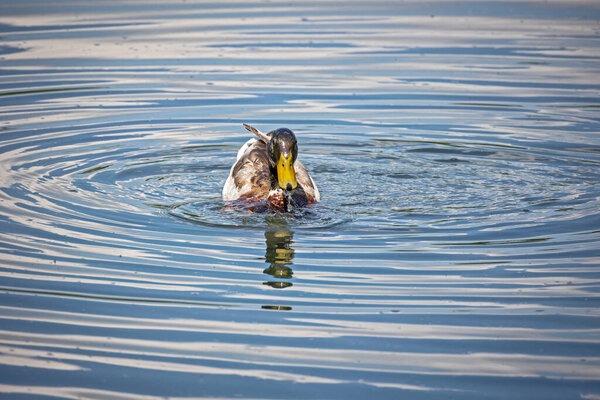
[222,124,320,211]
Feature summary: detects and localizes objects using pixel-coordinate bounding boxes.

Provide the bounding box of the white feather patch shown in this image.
[222,139,258,201]
[309,174,321,201]
[236,138,256,160]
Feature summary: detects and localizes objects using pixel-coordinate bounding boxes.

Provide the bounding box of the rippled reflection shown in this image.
[263,219,295,290]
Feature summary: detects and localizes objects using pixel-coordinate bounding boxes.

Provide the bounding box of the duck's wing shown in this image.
[294,160,320,202]
[223,140,271,201]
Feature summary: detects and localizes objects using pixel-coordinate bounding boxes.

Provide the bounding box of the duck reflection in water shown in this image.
[262,220,294,290]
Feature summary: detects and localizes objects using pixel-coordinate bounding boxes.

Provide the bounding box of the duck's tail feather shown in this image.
[243,123,270,143]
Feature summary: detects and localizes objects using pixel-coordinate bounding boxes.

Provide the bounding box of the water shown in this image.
[1,1,600,398]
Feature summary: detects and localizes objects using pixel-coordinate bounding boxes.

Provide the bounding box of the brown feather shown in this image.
[232,140,271,199]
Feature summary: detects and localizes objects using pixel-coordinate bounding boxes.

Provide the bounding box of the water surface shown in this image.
[1,1,600,399]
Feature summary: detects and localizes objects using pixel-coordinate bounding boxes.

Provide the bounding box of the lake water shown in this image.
[1,1,600,399]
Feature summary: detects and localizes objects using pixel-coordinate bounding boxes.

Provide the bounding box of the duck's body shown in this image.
[223,124,320,211]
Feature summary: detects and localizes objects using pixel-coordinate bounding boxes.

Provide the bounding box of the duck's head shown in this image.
[267,128,298,192]
[243,124,299,192]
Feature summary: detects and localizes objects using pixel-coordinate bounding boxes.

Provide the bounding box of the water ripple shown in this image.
[1,1,600,399]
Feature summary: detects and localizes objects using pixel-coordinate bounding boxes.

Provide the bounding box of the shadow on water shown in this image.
[262,217,295,311]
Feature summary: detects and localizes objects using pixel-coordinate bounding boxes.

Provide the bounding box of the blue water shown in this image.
[1,1,600,399]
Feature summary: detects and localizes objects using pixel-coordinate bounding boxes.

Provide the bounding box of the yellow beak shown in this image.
[277,153,297,191]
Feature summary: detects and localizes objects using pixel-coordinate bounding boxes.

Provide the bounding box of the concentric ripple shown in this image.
[1,1,600,399]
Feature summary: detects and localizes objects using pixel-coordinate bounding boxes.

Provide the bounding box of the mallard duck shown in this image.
[222,124,320,211]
